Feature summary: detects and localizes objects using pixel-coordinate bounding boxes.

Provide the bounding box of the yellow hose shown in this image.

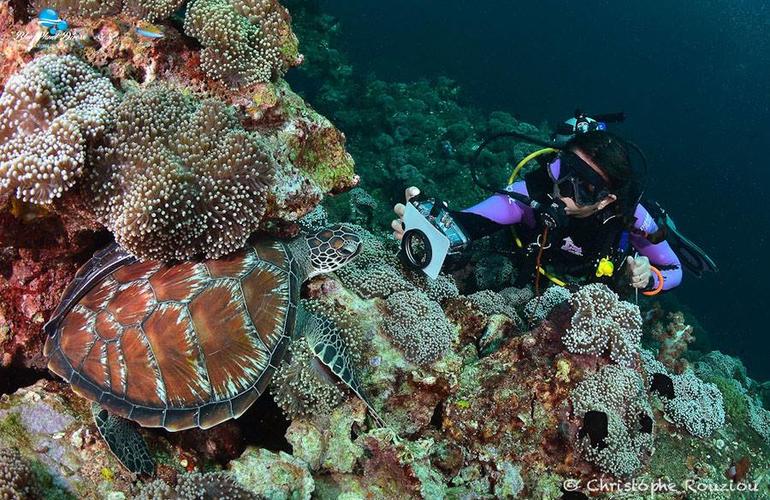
[507,147,559,185]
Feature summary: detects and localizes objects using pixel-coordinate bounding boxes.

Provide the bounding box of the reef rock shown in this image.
[228,447,315,500]
[0,380,137,498]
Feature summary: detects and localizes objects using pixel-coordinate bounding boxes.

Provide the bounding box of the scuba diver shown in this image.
[391,117,716,296]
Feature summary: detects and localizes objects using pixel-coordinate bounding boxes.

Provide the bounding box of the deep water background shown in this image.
[310,0,770,380]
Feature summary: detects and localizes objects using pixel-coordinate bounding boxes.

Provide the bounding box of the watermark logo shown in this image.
[37,9,68,36]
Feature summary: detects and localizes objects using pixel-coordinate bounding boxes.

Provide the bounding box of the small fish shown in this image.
[37,8,68,35]
[135,21,164,39]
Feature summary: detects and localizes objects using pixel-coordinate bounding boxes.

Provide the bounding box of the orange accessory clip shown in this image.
[642,266,665,296]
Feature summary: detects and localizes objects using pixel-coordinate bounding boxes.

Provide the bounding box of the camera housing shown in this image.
[400,198,470,279]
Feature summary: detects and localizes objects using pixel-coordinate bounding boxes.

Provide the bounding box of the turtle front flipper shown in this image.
[299,306,385,427]
[92,403,155,476]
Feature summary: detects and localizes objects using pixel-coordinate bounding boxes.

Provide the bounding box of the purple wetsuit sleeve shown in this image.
[630,204,683,290]
[462,181,536,228]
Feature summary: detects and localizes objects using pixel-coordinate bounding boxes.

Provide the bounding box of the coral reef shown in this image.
[135,471,254,499]
[30,0,187,20]
[651,311,695,373]
[0,202,104,370]
[271,337,346,420]
[0,380,140,497]
[228,447,314,499]
[644,351,726,438]
[88,83,275,260]
[0,446,35,499]
[466,289,523,328]
[667,371,725,438]
[563,283,643,366]
[383,290,455,365]
[0,1,769,499]
[184,0,300,87]
[0,0,357,368]
[570,364,654,477]
[0,55,118,204]
[522,285,570,325]
[473,253,515,291]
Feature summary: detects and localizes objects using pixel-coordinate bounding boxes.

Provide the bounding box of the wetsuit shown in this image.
[452,159,683,292]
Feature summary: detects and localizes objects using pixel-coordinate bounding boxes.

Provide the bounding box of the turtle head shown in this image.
[303,225,362,278]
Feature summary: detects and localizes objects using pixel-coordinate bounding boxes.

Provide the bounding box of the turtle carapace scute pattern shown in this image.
[43,226,363,432]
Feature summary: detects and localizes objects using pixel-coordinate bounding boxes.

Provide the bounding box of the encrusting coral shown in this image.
[135,471,254,499]
[643,351,726,438]
[88,83,276,260]
[570,364,655,478]
[563,283,642,366]
[0,447,34,499]
[184,0,301,87]
[522,285,570,325]
[0,55,118,204]
[383,290,455,365]
[30,0,187,20]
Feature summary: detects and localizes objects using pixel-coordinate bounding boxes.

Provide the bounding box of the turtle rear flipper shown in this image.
[300,306,386,427]
[92,404,155,475]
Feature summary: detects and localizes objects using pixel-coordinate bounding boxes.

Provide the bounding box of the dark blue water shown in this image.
[320,0,770,380]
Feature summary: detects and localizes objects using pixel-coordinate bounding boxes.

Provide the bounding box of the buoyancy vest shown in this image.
[513,167,634,292]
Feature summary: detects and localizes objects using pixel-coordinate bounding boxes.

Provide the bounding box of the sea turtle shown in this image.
[43,225,380,474]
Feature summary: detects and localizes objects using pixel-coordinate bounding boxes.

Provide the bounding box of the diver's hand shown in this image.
[391,186,420,240]
[627,255,652,289]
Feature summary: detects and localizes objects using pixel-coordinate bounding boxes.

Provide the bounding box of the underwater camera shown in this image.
[400,198,470,279]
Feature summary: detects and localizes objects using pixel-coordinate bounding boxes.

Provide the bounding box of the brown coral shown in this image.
[30,0,186,20]
[88,83,276,260]
[0,55,118,204]
[0,447,34,499]
[563,283,642,366]
[184,0,301,87]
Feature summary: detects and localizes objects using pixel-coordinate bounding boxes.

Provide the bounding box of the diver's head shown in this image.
[553,131,640,219]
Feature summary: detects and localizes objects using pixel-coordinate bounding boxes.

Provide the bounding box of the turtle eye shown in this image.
[340,240,359,256]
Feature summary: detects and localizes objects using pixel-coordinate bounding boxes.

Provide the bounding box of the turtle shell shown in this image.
[44,240,299,431]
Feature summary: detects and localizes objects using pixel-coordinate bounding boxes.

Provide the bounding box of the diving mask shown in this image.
[548,152,612,208]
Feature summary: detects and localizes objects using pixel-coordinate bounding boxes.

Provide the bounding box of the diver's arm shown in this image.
[630,204,683,291]
[449,181,536,240]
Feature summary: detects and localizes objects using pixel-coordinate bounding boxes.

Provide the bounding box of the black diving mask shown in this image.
[548,152,612,207]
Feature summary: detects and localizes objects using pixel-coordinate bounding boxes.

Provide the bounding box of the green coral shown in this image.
[0,413,30,450]
[271,336,346,420]
[228,448,315,500]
